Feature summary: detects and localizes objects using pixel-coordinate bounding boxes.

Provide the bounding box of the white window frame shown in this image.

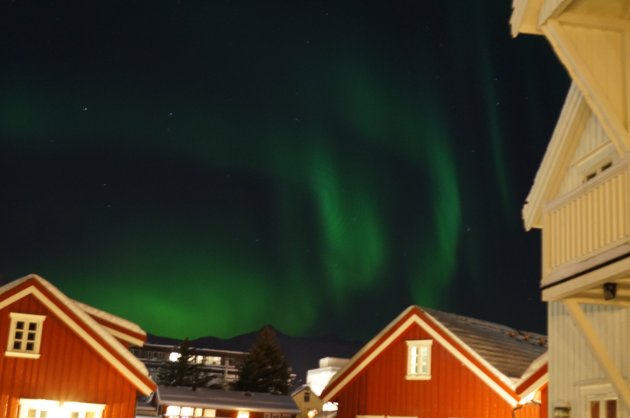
[165,406,215,418]
[6,313,46,359]
[581,383,619,418]
[405,340,432,380]
[62,402,105,418]
[18,399,59,418]
[18,399,104,418]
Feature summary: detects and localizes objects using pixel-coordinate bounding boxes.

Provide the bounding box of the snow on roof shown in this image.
[74,299,146,336]
[322,305,547,404]
[0,274,155,393]
[157,387,299,413]
[423,307,547,381]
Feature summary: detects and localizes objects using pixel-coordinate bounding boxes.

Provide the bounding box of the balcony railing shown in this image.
[542,159,630,284]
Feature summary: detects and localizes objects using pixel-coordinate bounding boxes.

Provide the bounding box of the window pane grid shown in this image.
[7,314,45,357]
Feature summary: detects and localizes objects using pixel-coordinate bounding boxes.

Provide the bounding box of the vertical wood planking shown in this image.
[544,163,629,278]
[0,293,140,418]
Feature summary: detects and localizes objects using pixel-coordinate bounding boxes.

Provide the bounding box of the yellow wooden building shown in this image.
[512,1,630,417]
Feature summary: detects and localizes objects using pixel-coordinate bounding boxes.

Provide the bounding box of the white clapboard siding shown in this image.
[549,301,630,417]
[543,159,630,279]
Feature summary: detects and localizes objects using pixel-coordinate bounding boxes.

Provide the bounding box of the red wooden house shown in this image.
[321,306,548,418]
[0,274,156,418]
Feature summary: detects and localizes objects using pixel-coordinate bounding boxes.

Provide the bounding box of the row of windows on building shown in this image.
[163,406,292,418]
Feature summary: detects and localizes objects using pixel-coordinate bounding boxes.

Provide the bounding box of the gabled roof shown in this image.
[0,274,156,395]
[422,308,546,379]
[156,386,299,414]
[75,300,147,347]
[522,82,591,230]
[321,306,547,408]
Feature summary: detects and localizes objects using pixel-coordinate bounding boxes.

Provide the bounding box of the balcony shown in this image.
[542,158,630,286]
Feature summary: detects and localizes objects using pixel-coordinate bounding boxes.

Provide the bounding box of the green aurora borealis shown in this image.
[1,0,569,340]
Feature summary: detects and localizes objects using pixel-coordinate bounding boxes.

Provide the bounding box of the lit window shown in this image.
[62,402,105,418]
[204,356,222,365]
[6,313,46,359]
[165,406,215,418]
[18,400,103,418]
[406,340,432,380]
[19,400,58,418]
[165,406,181,417]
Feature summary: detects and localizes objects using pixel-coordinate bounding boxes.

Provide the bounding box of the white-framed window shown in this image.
[405,340,432,380]
[18,399,59,418]
[165,406,215,418]
[62,402,105,418]
[6,313,46,359]
[18,399,104,418]
[581,383,618,418]
[589,398,617,418]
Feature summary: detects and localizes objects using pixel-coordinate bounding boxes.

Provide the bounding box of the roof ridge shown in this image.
[1,274,155,394]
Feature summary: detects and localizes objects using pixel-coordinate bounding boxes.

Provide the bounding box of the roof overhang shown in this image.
[0,274,156,395]
[511,0,545,36]
[321,306,521,408]
[522,83,589,230]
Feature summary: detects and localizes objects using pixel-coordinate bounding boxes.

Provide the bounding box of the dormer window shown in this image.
[405,340,432,380]
[6,313,46,359]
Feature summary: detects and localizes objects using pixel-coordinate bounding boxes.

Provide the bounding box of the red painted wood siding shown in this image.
[333,323,538,418]
[0,294,139,418]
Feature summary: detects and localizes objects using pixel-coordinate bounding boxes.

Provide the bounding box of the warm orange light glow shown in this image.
[165,405,181,416]
[237,410,250,418]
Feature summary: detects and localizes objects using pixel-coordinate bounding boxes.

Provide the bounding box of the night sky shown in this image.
[1,0,570,341]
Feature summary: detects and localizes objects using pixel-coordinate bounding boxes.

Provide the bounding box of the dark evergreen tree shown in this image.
[156,338,211,387]
[233,326,292,394]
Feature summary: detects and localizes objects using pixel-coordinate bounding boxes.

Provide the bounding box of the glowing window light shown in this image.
[165,405,181,416]
[194,408,203,417]
[203,409,216,417]
[237,411,250,418]
[169,352,181,362]
[62,402,105,418]
[181,407,194,416]
[18,399,60,418]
